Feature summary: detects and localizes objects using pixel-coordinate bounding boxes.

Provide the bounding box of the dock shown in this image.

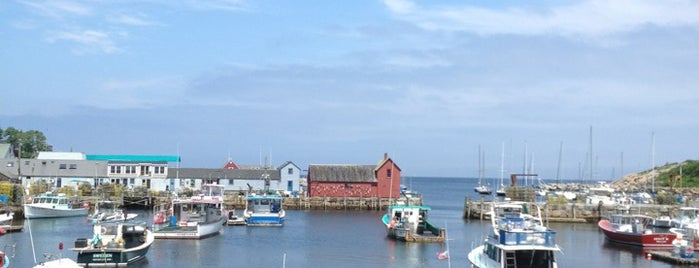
[647,250,699,265]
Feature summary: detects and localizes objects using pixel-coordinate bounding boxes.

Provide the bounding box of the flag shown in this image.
[437,250,449,260]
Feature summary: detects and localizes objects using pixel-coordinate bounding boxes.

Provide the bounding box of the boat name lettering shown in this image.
[92,253,113,261]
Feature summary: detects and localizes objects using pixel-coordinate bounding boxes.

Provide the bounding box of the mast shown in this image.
[651,132,656,193]
[500,142,505,187]
[556,142,563,184]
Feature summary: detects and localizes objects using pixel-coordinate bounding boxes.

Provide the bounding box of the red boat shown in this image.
[598,214,676,248]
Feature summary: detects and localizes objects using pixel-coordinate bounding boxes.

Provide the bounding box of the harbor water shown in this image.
[0,177,680,267]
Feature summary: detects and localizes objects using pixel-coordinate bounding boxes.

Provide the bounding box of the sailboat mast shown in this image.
[651,132,656,193]
[556,142,563,184]
[500,142,505,187]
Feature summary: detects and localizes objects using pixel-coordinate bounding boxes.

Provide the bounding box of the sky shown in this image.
[1,0,698,180]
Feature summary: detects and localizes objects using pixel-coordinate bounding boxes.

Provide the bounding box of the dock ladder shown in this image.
[505,251,516,268]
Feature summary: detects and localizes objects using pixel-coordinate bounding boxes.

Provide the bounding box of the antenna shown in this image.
[556,142,563,184]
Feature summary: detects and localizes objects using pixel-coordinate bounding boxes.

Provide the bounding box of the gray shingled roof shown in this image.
[167,168,281,180]
[308,165,377,183]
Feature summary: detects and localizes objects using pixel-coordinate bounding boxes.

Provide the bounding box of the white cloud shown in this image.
[19,0,91,18]
[47,30,121,54]
[383,0,699,38]
[107,14,161,27]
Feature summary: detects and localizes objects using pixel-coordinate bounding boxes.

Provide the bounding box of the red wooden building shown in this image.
[307,153,401,198]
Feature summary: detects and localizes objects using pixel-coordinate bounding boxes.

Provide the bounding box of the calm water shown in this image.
[0,177,681,267]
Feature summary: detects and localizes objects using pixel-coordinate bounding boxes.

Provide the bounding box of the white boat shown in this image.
[474,146,492,195]
[88,200,138,224]
[244,193,285,226]
[226,210,246,226]
[585,181,617,206]
[0,211,14,225]
[152,184,226,239]
[672,207,699,228]
[72,221,154,266]
[490,202,547,237]
[469,201,561,268]
[24,192,88,219]
[381,204,445,242]
[653,215,674,228]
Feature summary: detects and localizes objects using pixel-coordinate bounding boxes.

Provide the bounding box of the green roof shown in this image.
[86,155,180,162]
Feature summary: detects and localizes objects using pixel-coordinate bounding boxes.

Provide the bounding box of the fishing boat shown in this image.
[244,194,285,226]
[381,204,445,242]
[88,200,138,224]
[469,201,561,268]
[152,184,226,239]
[598,213,675,248]
[24,192,88,219]
[71,221,154,266]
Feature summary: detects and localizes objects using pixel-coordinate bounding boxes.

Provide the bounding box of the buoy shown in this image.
[646,253,652,260]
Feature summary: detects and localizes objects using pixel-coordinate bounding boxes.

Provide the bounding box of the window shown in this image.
[69,164,77,169]
[6,162,13,167]
[110,165,122,174]
[59,164,67,169]
[287,168,294,175]
[386,169,392,178]
[125,166,136,174]
[228,179,234,185]
[154,166,165,174]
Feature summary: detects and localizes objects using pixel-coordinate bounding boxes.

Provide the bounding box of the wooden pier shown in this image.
[647,250,699,265]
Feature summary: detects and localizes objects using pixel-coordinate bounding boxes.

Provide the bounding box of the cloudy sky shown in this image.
[2,0,697,180]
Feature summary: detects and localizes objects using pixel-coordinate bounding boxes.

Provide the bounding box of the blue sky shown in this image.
[2,0,698,180]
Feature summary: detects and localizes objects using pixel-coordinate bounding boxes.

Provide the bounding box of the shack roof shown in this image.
[308,164,377,183]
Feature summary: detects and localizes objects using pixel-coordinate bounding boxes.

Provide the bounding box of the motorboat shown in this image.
[381,204,445,242]
[598,213,675,248]
[469,201,561,267]
[244,193,285,226]
[72,221,154,266]
[24,192,88,219]
[152,184,226,239]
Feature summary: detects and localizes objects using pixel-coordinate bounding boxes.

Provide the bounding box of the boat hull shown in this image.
[24,205,88,219]
[153,218,225,239]
[598,219,675,247]
[245,214,284,226]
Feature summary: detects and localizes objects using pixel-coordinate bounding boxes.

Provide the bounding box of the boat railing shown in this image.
[498,229,557,247]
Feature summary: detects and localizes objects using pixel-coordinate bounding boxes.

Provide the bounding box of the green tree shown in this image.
[0,127,52,158]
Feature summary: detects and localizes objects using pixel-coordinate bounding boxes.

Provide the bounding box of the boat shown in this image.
[0,250,8,268]
[71,221,154,266]
[495,143,507,197]
[88,200,138,224]
[381,204,445,242]
[584,181,617,206]
[474,146,492,195]
[490,202,547,237]
[469,201,561,267]
[226,210,246,226]
[244,193,285,226]
[0,211,13,226]
[672,207,699,228]
[24,192,88,219]
[152,184,226,239]
[652,213,674,228]
[598,212,676,248]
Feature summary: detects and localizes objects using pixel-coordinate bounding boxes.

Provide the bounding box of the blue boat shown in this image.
[243,194,285,226]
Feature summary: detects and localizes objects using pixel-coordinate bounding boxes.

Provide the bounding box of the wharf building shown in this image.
[0,145,302,196]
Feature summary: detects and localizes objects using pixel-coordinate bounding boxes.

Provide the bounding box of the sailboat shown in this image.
[474,146,492,195]
[496,142,507,197]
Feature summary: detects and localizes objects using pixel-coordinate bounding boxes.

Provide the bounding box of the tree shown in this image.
[0,127,52,158]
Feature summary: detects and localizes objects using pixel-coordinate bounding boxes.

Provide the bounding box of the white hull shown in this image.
[153,217,225,239]
[24,204,88,219]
